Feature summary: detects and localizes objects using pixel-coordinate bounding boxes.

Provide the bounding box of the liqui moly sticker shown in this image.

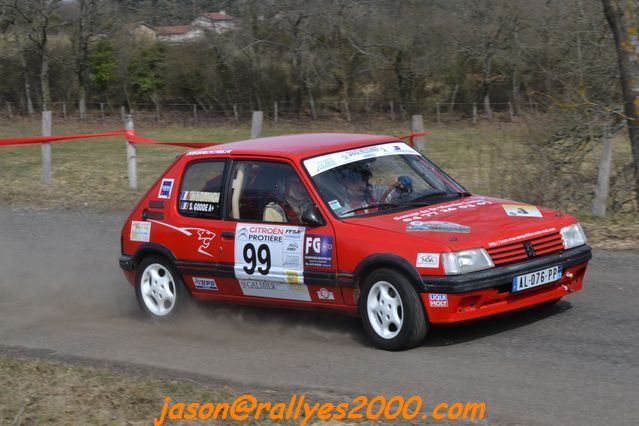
[429,293,448,308]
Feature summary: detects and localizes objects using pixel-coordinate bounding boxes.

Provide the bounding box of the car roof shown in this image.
[188,133,400,160]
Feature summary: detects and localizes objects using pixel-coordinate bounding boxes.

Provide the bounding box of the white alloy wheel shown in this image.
[367,280,404,339]
[140,263,177,316]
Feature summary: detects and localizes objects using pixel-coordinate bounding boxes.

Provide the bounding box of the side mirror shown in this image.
[301,204,325,227]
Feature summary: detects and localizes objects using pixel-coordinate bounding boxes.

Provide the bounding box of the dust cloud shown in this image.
[0,207,361,347]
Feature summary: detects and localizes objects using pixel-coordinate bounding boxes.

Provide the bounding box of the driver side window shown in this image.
[226,160,313,225]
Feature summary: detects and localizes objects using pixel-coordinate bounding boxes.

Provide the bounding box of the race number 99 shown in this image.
[243,243,271,275]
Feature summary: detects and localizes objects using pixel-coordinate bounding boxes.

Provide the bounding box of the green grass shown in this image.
[0,354,343,425]
[1,117,637,248]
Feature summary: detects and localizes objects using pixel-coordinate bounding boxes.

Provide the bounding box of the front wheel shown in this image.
[359,268,428,351]
[135,255,187,319]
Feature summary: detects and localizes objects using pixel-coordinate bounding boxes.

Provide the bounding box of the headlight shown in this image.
[561,223,587,249]
[443,248,494,275]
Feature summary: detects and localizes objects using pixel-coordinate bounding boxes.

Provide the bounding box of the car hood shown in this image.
[341,195,575,251]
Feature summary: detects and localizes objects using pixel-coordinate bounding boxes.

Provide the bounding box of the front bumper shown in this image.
[420,245,591,323]
[421,245,591,293]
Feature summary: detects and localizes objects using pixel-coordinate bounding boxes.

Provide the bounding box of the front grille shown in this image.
[487,232,564,266]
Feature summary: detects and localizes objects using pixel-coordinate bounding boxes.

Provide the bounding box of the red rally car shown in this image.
[119,133,591,350]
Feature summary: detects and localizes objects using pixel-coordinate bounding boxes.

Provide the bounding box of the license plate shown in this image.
[512,265,562,292]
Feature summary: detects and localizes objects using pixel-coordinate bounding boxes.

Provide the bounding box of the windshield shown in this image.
[303,142,467,218]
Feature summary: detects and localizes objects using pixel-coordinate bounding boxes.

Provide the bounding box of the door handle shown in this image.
[221,231,235,239]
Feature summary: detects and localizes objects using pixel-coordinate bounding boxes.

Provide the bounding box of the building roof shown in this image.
[187,133,400,160]
[155,25,191,34]
[199,12,234,21]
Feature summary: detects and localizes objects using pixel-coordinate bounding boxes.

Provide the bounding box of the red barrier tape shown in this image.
[0,129,218,148]
[0,131,126,146]
[397,132,426,148]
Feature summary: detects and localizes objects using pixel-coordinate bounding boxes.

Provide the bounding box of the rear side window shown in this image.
[178,160,226,219]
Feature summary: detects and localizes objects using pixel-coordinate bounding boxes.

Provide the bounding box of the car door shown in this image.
[221,159,343,306]
[160,158,239,296]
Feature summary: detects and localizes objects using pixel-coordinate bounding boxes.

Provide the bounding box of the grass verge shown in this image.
[1,118,637,249]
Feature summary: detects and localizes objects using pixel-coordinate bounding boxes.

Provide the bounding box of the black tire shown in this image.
[135,255,188,319]
[359,268,428,351]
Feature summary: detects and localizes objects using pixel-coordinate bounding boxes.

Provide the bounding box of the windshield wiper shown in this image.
[408,191,458,205]
[340,203,398,216]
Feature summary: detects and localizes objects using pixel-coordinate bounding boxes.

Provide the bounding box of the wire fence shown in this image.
[0,99,540,126]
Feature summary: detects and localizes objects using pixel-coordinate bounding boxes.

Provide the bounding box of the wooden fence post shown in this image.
[192,104,198,122]
[251,111,263,139]
[309,97,317,120]
[411,114,426,151]
[62,102,67,119]
[389,100,395,121]
[472,103,477,125]
[592,128,612,217]
[342,100,351,122]
[123,114,137,189]
[41,111,52,184]
[273,101,278,123]
[233,104,239,122]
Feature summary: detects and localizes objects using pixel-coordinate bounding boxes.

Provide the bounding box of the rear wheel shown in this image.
[135,255,187,319]
[359,268,428,351]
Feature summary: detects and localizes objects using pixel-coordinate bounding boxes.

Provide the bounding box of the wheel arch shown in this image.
[353,253,425,297]
[131,243,177,269]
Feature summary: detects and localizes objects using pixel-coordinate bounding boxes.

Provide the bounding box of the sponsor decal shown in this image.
[179,201,218,215]
[285,270,300,284]
[239,279,311,301]
[429,293,448,308]
[146,220,216,257]
[158,178,174,199]
[317,288,335,300]
[192,277,218,291]
[487,227,556,248]
[180,191,220,203]
[303,142,420,176]
[304,235,333,268]
[406,221,471,233]
[502,204,542,217]
[234,223,309,301]
[185,149,232,156]
[130,221,151,242]
[416,253,440,268]
[328,199,341,210]
[393,199,492,222]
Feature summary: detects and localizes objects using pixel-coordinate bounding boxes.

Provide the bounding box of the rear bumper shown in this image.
[119,255,134,272]
[420,245,591,323]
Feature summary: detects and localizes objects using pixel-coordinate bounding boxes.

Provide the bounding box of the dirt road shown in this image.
[1,207,637,425]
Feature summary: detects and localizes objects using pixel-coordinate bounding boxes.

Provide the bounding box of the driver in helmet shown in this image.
[263,174,312,223]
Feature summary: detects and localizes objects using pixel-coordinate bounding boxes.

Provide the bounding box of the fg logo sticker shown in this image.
[304,235,333,268]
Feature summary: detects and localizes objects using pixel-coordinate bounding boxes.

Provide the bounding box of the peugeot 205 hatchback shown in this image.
[119,133,592,350]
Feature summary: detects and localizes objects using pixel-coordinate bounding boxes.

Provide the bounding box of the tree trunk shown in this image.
[602,0,639,201]
[449,84,459,113]
[78,85,87,120]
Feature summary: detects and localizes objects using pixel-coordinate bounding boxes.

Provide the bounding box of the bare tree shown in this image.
[602,0,639,200]
[69,0,112,119]
[3,0,61,111]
